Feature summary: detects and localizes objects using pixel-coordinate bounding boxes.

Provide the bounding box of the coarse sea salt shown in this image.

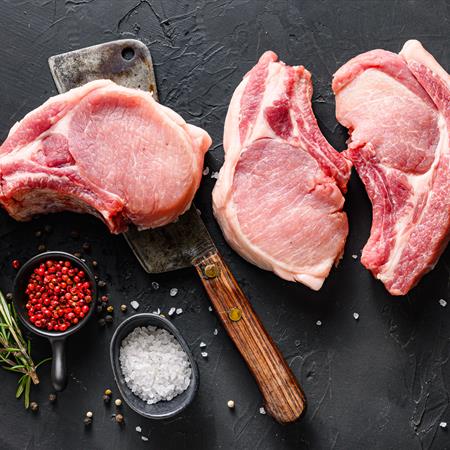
[439,299,447,307]
[170,288,178,297]
[119,326,191,405]
[130,300,140,310]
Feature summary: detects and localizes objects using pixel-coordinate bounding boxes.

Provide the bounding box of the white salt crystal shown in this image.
[135,426,142,433]
[176,308,183,315]
[439,299,447,307]
[351,254,358,259]
[440,421,447,428]
[141,436,149,441]
[152,282,159,290]
[119,326,192,404]
[353,312,359,320]
[316,320,322,326]
[259,406,266,415]
[211,171,219,179]
[213,328,218,335]
[208,306,213,312]
[168,307,176,316]
[199,342,206,348]
[130,301,139,310]
[201,352,208,358]
[203,166,210,176]
[170,288,178,297]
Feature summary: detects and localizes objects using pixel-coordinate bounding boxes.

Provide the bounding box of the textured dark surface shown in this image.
[0,1,448,449]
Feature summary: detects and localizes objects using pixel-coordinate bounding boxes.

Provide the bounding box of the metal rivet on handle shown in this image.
[204,264,219,279]
[228,307,242,322]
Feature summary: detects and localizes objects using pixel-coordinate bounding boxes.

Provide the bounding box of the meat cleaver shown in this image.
[48,39,306,423]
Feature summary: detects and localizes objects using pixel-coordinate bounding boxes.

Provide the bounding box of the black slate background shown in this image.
[0,1,448,449]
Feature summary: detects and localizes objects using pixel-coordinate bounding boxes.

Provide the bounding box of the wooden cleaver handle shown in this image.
[193,251,306,423]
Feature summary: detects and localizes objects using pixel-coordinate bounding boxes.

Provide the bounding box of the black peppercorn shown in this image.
[82,242,91,252]
[115,414,124,424]
[44,225,52,233]
[37,244,46,252]
[105,315,113,324]
[73,252,82,258]
[49,393,57,403]
[92,260,98,268]
[30,401,39,412]
[70,230,79,239]
[96,305,103,314]
[98,318,106,327]
[98,280,106,288]
[35,230,43,238]
[5,293,13,302]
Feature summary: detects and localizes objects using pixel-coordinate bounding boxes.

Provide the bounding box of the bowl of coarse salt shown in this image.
[110,313,199,419]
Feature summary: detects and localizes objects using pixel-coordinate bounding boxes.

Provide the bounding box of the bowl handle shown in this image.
[50,338,67,391]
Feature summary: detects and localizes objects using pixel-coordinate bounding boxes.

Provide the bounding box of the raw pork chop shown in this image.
[333,40,450,295]
[0,79,211,233]
[213,52,351,290]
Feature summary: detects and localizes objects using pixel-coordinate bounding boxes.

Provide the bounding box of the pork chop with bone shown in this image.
[0,79,211,233]
[333,40,450,295]
[213,51,351,290]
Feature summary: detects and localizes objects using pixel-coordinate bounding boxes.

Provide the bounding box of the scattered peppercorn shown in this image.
[103,394,111,404]
[114,399,122,407]
[92,260,98,268]
[115,414,124,424]
[101,295,108,303]
[83,417,92,426]
[49,393,57,403]
[35,230,43,238]
[44,225,53,233]
[37,244,47,252]
[105,315,113,324]
[30,401,39,412]
[96,305,103,314]
[106,305,114,313]
[98,280,106,288]
[5,292,13,302]
[227,400,235,409]
[104,388,112,396]
[120,304,127,313]
[73,252,82,259]
[98,318,106,327]
[70,230,79,239]
[82,242,91,252]
[86,411,93,418]
[12,260,21,270]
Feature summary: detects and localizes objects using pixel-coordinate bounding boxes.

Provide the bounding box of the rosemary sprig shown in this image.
[0,291,50,408]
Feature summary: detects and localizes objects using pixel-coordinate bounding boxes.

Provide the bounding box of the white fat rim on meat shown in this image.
[378,114,448,282]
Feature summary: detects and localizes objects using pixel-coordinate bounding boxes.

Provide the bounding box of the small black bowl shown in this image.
[110,313,199,419]
[13,251,97,391]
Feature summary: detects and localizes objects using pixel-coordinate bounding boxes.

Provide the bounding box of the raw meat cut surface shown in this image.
[213,52,351,290]
[0,80,211,233]
[333,40,450,295]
